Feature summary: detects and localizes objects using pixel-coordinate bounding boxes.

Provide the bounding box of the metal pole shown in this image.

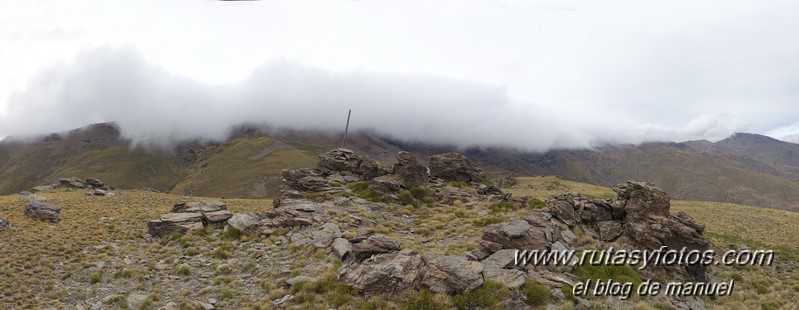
[341,109,351,148]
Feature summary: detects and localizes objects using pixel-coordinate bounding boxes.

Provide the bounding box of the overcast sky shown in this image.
[1,0,798,150]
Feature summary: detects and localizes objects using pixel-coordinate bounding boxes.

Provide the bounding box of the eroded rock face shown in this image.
[227,213,261,234]
[338,249,426,295]
[545,181,709,282]
[614,181,670,221]
[315,148,386,180]
[481,218,551,252]
[58,177,86,189]
[24,203,61,223]
[393,152,427,186]
[351,235,402,260]
[429,152,483,182]
[421,254,484,294]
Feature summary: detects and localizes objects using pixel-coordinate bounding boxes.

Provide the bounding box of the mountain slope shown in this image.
[2,123,799,211]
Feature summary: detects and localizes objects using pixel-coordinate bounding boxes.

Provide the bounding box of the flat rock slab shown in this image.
[203,210,233,224]
[160,213,202,223]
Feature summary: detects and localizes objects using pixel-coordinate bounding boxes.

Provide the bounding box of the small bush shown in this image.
[752,279,770,294]
[452,280,509,309]
[489,201,518,213]
[223,227,242,240]
[473,216,506,227]
[401,289,450,310]
[176,265,191,276]
[398,190,418,207]
[449,181,469,188]
[730,273,744,282]
[348,182,388,203]
[113,269,134,279]
[561,284,575,301]
[522,278,551,306]
[527,199,546,209]
[89,272,101,284]
[476,177,493,186]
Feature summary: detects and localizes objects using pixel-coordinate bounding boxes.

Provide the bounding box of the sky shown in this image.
[1,0,798,150]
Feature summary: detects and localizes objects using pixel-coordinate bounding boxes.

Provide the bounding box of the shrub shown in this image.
[398,190,418,207]
[473,216,506,227]
[401,289,450,310]
[522,278,550,306]
[347,182,388,203]
[449,181,469,188]
[223,227,242,240]
[476,177,493,186]
[452,280,509,309]
[488,201,517,213]
[730,273,744,282]
[176,265,191,276]
[89,272,101,284]
[573,260,641,295]
[527,199,546,209]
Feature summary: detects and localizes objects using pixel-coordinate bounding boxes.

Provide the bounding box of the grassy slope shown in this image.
[47,145,184,192]
[170,136,321,198]
[544,144,799,212]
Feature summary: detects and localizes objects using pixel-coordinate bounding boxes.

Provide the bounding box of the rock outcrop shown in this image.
[429,152,483,182]
[546,181,709,282]
[24,202,62,223]
[148,201,232,237]
[393,151,428,186]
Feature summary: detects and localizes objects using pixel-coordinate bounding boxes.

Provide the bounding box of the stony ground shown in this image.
[1,175,798,309]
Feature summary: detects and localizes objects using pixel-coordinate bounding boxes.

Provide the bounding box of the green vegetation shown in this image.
[347,182,389,203]
[521,278,551,307]
[526,198,546,209]
[401,289,450,310]
[472,215,506,227]
[451,280,510,309]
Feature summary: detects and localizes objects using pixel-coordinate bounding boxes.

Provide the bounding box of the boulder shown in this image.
[84,178,105,189]
[332,238,352,259]
[338,249,426,294]
[614,181,670,221]
[429,152,482,182]
[227,213,261,234]
[148,211,203,237]
[481,219,550,251]
[480,250,527,289]
[24,203,62,223]
[393,152,427,186]
[202,210,233,225]
[58,177,86,188]
[281,168,329,192]
[351,235,402,260]
[315,148,386,180]
[420,254,484,294]
[147,220,190,238]
[0,217,10,231]
[369,176,404,195]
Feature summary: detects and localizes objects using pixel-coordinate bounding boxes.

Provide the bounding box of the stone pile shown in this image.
[147,201,233,238]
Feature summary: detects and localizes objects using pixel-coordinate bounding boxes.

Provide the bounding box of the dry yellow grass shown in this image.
[503,176,616,200]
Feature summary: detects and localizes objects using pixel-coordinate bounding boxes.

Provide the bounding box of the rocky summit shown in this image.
[137,148,712,308]
[2,147,761,309]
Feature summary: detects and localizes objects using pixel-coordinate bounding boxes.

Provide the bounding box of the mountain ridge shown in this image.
[2,122,798,211]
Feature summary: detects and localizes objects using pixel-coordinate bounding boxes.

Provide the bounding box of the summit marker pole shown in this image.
[341,109,351,148]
